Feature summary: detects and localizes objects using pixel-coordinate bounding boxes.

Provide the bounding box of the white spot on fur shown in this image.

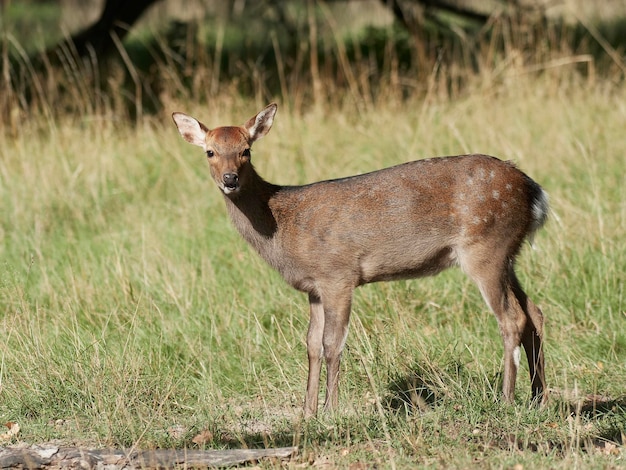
[513,346,521,370]
[492,190,500,200]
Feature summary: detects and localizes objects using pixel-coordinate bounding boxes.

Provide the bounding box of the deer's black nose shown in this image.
[223,173,239,189]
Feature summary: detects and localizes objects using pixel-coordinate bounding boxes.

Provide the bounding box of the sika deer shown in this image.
[172,103,548,417]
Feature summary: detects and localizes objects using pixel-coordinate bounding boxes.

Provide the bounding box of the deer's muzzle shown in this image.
[222,173,239,194]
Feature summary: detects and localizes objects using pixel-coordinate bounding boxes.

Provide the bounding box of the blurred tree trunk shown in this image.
[379,0,494,67]
[381,0,490,31]
[52,0,163,60]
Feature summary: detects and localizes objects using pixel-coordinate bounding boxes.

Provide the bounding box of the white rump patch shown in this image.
[532,189,550,228]
[528,188,550,247]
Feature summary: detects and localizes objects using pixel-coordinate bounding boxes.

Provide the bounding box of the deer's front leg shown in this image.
[304,293,324,418]
[321,287,353,413]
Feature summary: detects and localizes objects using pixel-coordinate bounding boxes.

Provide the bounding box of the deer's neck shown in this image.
[223,172,282,257]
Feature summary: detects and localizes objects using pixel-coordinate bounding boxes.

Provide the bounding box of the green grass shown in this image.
[2,2,625,466]
[0,0,61,54]
[1,73,625,467]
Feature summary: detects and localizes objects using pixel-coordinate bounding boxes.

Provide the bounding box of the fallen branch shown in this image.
[0,444,297,469]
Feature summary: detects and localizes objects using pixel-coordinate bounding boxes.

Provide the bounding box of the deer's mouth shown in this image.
[221,173,240,194]
[222,183,240,195]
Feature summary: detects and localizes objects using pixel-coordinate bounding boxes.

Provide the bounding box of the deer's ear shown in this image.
[172,112,209,148]
[244,103,277,143]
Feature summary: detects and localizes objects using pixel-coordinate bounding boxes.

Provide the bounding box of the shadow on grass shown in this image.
[384,370,440,413]
[569,394,626,447]
[568,394,626,418]
[382,359,471,414]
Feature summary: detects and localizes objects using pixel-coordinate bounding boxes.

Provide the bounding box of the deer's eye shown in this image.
[206,150,214,158]
[242,148,251,158]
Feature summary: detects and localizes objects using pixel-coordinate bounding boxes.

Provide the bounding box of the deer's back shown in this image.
[265,154,543,290]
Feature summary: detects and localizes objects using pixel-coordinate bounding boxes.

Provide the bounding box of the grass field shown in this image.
[1,2,626,467]
[1,72,625,467]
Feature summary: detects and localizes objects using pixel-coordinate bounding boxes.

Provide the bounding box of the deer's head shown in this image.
[173,103,277,195]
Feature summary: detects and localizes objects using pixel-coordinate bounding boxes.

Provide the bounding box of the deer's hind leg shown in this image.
[510,270,546,404]
[460,246,532,403]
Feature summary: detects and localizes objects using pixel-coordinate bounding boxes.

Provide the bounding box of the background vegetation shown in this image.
[1,0,625,468]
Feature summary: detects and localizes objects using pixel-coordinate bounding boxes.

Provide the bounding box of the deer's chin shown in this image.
[221,185,240,195]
